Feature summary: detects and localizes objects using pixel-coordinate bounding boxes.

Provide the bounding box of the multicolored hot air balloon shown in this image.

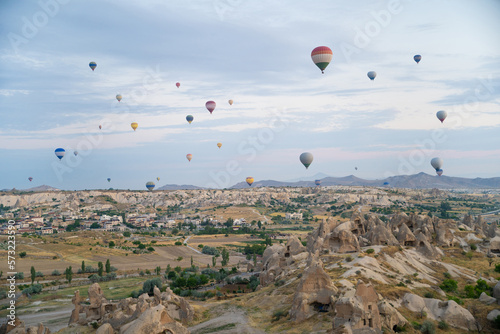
[414,55,422,64]
[28,177,33,182]
[89,62,97,71]
[99,125,102,130]
[367,71,377,80]
[55,148,65,160]
[311,46,333,74]
[315,180,321,186]
[246,177,254,186]
[176,82,180,88]
[300,152,313,169]
[116,94,122,102]
[186,154,192,162]
[206,101,216,114]
[228,100,233,105]
[217,142,222,149]
[131,122,138,131]
[107,178,111,182]
[157,177,160,181]
[431,157,443,176]
[186,115,194,124]
[146,181,155,191]
[436,110,447,123]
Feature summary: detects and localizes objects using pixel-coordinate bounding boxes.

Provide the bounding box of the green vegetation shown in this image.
[439,279,457,293]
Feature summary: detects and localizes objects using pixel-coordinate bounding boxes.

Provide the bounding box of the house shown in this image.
[286,213,303,220]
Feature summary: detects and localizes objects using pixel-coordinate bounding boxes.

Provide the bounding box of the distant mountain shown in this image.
[156,184,204,190]
[285,172,331,182]
[230,172,500,189]
[22,185,60,192]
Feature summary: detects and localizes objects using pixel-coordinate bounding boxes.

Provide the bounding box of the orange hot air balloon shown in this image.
[186,154,192,162]
[131,122,138,131]
[246,177,254,186]
[217,142,222,149]
[228,99,233,105]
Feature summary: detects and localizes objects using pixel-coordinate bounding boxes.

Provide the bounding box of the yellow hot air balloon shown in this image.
[116,94,122,102]
[228,100,233,105]
[246,177,254,186]
[131,122,138,131]
[157,177,160,181]
[217,142,222,149]
[186,154,192,162]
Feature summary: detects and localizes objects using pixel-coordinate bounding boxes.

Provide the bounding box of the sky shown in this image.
[0,0,499,190]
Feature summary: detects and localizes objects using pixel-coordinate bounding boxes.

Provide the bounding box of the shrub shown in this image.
[469,243,477,251]
[420,320,435,334]
[272,309,287,322]
[494,315,500,329]
[345,256,353,262]
[51,270,61,276]
[21,284,43,295]
[439,279,457,293]
[437,321,449,330]
[91,322,98,329]
[446,295,463,305]
[141,278,162,296]
[274,279,286,287]
[366,248,375,254]
[495,263,500,273]
[424,292,434,298]
[174,241,183,246]
[19,252,27,258]
[201,246,220,256]
[443,272,451,279]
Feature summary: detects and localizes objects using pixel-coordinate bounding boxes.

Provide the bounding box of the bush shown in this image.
[443,272,451,279]
[91,322,99,329]
[447,295,463,305]
[19,252,27,258]
[493,315,500,329]
[141,278,162,295]
[420,320,435,334]
[174,241,183,246]
[424,292,434,298]
[345,256,353,262]
[437,321,449,330]
[272,309,287,322]
[201,246,220,256]
[274,279,286,287]
[366,248,375,254]
[21,284,43,295]
[51,270,61,276]
[469,243,477,251]
[439,279,457,293]
[495,263,500,273]
[14,272,24,279]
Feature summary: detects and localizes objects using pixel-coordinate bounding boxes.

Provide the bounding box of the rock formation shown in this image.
[119,305,190,334]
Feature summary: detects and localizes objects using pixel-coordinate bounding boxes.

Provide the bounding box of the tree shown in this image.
[81,261,86,273]
[123,231,131,237]
[155,266,161,276]
[166,264,171,274]
[30,266,36,285]
[191,256,193,267]
[212,256,217,268]
[105,259,111,273]
[257,221,262,229]
[465,251,473,261]
[224,218,234,228]
[65,266,73,283]
[221,248,229,266]
[439,279,458,293]
[108,241,115,248]
[19,251,27,258]
[98,262,103,276]
[90,222,100,229]
[253,253,257,266]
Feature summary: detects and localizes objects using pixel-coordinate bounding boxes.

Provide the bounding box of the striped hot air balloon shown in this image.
[116,94,122,102]
[246,177,254,186]
[28,177,33,182]
[206,101,216,114]
[89,62,97,71]
[311,46,333,74]
[186,154,192,162]
[315,180,321,186]
[414,55,422,64]
[146,181,155,191]
[55,148,65,160]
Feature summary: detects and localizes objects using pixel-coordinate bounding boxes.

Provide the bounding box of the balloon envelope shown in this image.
[414,55,422,63]
[186,115,194,124]
[206,101,216,114]
[99,125,102,130]
[228,100,233,105]
[315,180,321,186]
[300,152,314,169]
[157,177,160,181]
[430,157,443,171]
[28,177,33,182]
[89,62,97,71]
[74,151,78,156]
[436,169,443,176]
[311,46,333,73]
[367,71,377,80]
[436,110,447,123]
[107,178,111,182]
[217,142,222,149]
[55,148,65,160]
[146,181,155,191]
[186,154,192,162]
[383,182,390,185]
[116,94,122,102]
[131,122,138,131]
[176,82,180,88]
[246,177,254,186]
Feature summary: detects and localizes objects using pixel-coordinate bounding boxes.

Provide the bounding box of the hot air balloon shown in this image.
[131,122,138,131]
[246,177,254,186]
[186,115,194,124]
[383,181,390,186]
[206,101,216,114]
[311,46,333,74]
[228,100,233,105]
[355,167,358,171]
[436,169,443,177]
[74,151,78,156]
[430,157,443,171]
[157,177,160,181]
[176,82,180,88]
[28,177,33,182]
[55,148,65,160]
[367,71,377,80]
[436,110,447,123]
[89,62,97,71]
[146,181,155,191]
[217,142,222,149]
[186,154,192,162]
[414,55,422,64]
[116,94,122,102]
[299,152,313,169]
[315,180,321,186]
[99,125,102,130]
[107,178,111,182]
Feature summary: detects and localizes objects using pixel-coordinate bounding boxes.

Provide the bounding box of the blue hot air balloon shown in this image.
[146,181,155,191]
[367,71,377,80]
[414,55,422,64]
[89,62,97,71]
[186,115,194,124]
[107,178,111,182]
[55,148,65,160]
[315,180,321,186]
[383,181,389,186]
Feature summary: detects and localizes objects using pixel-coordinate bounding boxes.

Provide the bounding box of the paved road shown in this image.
[183,235,202,254]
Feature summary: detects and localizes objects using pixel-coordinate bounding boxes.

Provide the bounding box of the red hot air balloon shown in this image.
[28,177,33,182]
[206,101,216,114]
[176,82,180,88]
[311,46,333,74]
